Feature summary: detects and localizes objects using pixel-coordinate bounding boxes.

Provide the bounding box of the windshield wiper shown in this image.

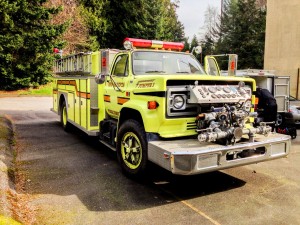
[176,71,190,74]
[145,70,166,73]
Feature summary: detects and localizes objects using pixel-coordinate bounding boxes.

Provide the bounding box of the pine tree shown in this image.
[0,0,67,90]
[182,38,190,52]
[189,35,201,62]
[80,0,109,48]
[156,0,185,42]
[215,0,266,69]
[80,0,185,48]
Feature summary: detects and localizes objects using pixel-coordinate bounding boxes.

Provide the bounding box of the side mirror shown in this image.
[194,46,202,54]
[95,73,107,84]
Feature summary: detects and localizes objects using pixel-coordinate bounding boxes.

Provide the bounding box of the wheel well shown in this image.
[58,94,66,115]
[119,108,144,128]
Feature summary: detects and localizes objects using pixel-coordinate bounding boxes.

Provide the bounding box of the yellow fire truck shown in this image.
[51,38,291,177]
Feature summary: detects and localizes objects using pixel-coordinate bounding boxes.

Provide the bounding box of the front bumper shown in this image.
[148,133,291,175]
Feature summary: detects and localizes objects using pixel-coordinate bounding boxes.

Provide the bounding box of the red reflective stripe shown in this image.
[117,97,129,105]
[104,95,111,102]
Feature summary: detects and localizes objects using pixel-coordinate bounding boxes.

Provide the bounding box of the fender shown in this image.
[120,99,162,133]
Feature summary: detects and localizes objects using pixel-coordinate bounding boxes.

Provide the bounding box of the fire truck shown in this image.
[51,38,291,177]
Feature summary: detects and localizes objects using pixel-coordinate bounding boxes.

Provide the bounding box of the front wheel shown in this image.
[116,119,148,178]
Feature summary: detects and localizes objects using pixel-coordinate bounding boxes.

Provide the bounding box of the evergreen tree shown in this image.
[157,0,185,42]
[141,0,161,39]
[81,0,185,48]
[189,35,201,62]
[215,0,266,69]
[182,38,190,52]
[80,0,109,48]
[189,35,199,52]
[0,0,67,90]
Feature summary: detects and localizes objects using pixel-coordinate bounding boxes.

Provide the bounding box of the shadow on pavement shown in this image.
[14,117,246,212]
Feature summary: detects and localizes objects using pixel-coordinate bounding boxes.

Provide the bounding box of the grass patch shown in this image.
[0,82,53,97]
[17,82,53,96]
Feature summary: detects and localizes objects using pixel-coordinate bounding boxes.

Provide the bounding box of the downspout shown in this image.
[297,68,300,100]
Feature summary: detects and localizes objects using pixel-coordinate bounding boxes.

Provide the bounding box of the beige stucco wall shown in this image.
[264,0,300,98]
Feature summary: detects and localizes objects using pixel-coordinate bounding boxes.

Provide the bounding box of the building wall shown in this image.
[264,0,300,98]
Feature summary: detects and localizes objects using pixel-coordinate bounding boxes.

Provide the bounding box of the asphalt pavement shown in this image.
[0,97,300,225]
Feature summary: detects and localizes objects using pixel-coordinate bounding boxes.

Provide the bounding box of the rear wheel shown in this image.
[117,119,148,177]
[60,101,71,131]
[276,113,284,127]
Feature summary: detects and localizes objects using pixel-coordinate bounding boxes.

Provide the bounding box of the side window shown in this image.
[207,58,218,75]
[112,54,128,76]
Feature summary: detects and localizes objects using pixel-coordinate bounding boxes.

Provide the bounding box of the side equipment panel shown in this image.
[53,77,104,135]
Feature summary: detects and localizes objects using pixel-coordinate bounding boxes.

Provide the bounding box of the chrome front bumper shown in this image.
[148,133,291,175]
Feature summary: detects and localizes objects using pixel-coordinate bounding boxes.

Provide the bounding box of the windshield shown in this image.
[132,51,205,75]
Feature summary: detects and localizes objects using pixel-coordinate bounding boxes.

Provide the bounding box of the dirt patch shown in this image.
[0,116,36,224]
[0,91,22,98]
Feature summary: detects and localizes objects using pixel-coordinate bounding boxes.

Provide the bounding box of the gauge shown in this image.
[208,86,217,93]
[223,87,231,93]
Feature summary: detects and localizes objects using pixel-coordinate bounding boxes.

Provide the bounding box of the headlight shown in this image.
[172,95,186,110]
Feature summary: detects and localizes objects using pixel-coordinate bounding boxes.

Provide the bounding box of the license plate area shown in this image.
[226,147,266,161]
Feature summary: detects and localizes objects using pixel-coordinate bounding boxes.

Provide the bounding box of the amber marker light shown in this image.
[148,101,158,110]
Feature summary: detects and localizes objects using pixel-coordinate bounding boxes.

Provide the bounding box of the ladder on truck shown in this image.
[54,52,93,75]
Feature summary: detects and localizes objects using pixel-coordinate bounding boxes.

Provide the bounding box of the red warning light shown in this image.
[102,57,107,67]
[230,61,235,70]
[53,48,60,53]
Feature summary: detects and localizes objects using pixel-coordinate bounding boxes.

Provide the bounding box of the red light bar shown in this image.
[124,38,152,48]
[162,41,184,51]
[123,38,184,51]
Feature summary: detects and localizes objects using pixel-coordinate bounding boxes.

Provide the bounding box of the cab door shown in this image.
[204,56,221,76]
[104,53,130,119]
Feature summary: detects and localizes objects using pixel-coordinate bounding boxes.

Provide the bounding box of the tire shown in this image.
[60,101,71,132]
[116,119,148,178]
[276,113,284,127]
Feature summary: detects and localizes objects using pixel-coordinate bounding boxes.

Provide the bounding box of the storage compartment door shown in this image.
[274,76,290,112]
[79,79,87,129]
[67,92,75,121]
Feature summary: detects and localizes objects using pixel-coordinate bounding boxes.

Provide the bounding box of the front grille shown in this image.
[187,122,197,130]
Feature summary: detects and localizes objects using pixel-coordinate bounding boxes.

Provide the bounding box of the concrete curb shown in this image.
[0,116,20,224]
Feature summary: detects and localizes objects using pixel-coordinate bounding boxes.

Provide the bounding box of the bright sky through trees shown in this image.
[177,0,221,39]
